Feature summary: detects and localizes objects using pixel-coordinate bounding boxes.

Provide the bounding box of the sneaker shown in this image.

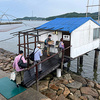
[39,70,42,73]
[16,84,19,87]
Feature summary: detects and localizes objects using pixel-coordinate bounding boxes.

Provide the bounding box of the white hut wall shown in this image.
[70,20,99,58]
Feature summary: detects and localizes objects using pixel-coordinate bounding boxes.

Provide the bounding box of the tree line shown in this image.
[14,12,98,21]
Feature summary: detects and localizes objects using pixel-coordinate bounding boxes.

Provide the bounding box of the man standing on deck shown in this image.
[34,44,43,73]
[45,34,53,57]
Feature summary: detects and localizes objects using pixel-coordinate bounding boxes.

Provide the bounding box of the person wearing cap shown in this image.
[34,44,43,73]
[13,50,27,87]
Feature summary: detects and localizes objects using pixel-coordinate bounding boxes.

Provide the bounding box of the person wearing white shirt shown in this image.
[34,44,43,73]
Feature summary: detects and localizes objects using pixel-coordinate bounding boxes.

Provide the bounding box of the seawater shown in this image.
[0,20,100,83]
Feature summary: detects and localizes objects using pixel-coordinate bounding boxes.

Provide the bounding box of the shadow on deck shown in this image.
[23,54,60,87]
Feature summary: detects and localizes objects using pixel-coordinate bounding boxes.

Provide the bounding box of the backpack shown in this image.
[29,48,39,61]
[18,56,27,69]
[29,48,35,61]
[44,38,48,45]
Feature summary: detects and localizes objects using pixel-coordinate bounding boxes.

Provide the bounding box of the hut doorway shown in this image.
[62,32,70,56]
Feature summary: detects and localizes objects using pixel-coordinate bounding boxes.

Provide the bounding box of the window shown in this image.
[93,28,100,40]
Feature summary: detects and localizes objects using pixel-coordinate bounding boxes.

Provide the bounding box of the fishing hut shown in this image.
[15,17,100,89]
[36,17,100,58]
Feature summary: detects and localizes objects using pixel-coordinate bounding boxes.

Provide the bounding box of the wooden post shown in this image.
[27,33,29,68]
[18,32,21,53]
[94,49,99,70]
[27,33,29,55]
[37,30,39,43]
[35,36,36,48]
[36,65,39,91]
[67,62,70,71]
[77,57,80,74]
[24,33,26,58]
[80,56,83,66]
[61,50,64,71]
[93,68,97,81]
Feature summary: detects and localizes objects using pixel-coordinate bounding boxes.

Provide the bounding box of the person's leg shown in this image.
[47,46,50,56]
[21,71,24,82]
[34,61,37,73]
[38,60,42,72]
[58,48,62,58]
[16,71,21,87]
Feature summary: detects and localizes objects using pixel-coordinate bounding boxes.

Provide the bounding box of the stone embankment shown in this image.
[0,48,100,100]
[0,48,16,73]
[32,72,100,100]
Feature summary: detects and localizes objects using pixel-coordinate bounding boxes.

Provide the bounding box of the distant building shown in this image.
[36,17,100,58]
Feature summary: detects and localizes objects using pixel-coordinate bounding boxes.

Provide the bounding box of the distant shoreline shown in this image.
[14,12,98,21]
[0,22,22,25]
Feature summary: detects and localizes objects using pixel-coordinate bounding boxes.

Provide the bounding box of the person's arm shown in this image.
[61,42,64,49]
[13,58,18,70]
[13,61,15,69]
[22,56,27,63]
[39,50,43,56]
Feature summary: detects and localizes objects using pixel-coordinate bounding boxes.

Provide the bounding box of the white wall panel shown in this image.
[71,20,100,58]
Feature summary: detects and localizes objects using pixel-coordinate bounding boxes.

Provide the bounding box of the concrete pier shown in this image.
[0,70,51,100]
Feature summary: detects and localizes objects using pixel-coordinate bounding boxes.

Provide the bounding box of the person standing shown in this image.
[34,44,43,73]
[45,34,52,57]
[58,38,64,59]
[13,50,27,87]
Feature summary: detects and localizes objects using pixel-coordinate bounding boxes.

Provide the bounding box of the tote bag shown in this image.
[10,71,16,81]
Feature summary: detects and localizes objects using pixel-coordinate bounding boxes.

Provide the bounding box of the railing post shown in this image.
[18,32,21,53]
[37,30,39,43]
[61,49,64,71]
[24,33,26,58]
[27,55,29,68]
[27,33,29,55]
[36,65,39,91]
[35,36,36,48]
[27,33,30,68]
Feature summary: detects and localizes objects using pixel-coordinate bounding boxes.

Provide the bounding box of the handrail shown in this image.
[25,45,71,89]
[27,45,71,70]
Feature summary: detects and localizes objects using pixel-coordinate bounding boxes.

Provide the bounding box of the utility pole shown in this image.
[86,0,100,22]
[86,0,89,17]
[32,10,33,17]
[86,0,100,70]
[98,0,100,23]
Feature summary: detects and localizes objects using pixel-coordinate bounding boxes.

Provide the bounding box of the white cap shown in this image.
[37,44,41,47]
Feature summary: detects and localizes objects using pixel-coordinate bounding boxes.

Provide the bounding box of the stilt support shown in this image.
[94,49,99,70]
[80,56,83,66]
[77,57,80,74]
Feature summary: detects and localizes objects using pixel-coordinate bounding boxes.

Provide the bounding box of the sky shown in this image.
[0,0,99,19]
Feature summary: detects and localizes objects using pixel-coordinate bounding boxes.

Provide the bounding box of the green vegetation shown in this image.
[14,12,98,21]
[46,12,98,20]
[13,17,45,21]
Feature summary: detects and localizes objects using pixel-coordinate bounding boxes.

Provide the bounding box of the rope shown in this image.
[0,36,17,42]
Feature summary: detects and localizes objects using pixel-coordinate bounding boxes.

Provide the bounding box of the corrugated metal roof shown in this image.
[36,17,100,33]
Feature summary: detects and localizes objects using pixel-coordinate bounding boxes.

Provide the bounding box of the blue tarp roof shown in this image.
[36,17,100,33]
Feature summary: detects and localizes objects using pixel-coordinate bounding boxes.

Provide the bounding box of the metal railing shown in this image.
[26,45,71,90]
